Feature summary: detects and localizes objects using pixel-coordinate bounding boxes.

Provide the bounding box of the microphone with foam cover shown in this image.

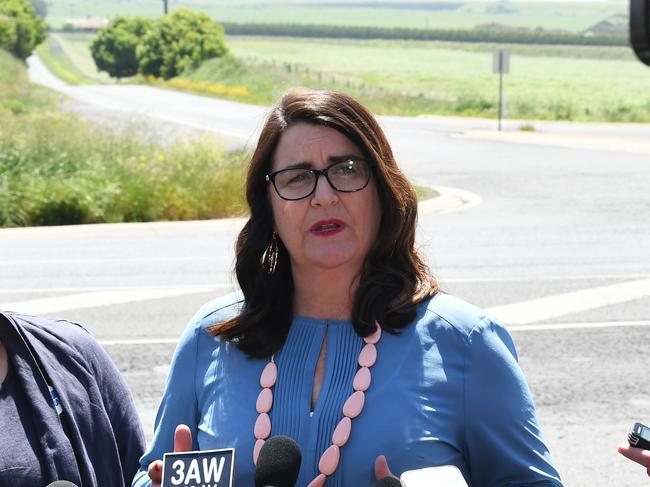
[254,435,302,487]
[46,482,79,487]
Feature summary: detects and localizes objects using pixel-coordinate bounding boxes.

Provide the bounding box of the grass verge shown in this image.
[0,49,247,228]
[36,35,97,85]
[414,185,439,202]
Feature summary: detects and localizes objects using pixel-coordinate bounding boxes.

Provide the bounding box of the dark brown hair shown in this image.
[209,89,437,358]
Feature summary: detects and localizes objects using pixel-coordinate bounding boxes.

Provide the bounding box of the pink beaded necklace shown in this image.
[252,322,382,487]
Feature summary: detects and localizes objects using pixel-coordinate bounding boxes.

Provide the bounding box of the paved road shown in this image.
[4,56,650,486]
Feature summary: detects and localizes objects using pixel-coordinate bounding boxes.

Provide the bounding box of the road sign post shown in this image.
[493,51,510,131]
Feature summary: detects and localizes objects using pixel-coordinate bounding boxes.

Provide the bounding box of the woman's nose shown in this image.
[310,173,339,207]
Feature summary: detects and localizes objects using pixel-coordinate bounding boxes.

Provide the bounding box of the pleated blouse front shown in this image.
[270,316,362,486]
[133,293,564,487]
[202,314,363,486]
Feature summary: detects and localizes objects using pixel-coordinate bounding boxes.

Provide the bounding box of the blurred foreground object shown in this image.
[630,0,650,65]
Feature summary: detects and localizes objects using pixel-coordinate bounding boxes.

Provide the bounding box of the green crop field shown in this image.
[223,36,650,121]
[46,0,626,33]
[45,32,650,122]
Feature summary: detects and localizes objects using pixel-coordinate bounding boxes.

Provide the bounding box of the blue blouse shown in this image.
[133,292,563,487]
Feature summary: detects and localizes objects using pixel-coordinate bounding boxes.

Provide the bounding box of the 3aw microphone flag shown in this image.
[162,448,235,487]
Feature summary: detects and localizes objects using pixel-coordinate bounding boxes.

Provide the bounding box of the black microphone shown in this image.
[373,477,404,486]
[46,482,79,487]
[254,435,302,487]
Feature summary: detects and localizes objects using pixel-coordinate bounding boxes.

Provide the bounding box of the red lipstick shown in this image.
[309,219,346,236]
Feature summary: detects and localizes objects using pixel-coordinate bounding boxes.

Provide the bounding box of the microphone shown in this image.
[373,477,404,486]
[400,465,468,487]
[254,435,302,487]
[46,482,79,487]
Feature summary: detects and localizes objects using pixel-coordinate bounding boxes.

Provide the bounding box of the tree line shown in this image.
[90,9,228,79]
[221,22,628,47]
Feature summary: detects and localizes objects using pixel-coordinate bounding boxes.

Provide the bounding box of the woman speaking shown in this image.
[133,89,563,487]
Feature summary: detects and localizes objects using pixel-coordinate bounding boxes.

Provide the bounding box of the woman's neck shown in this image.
[291,266,359,320]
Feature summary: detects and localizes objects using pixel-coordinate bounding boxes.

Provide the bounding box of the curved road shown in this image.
[3,55,650,486]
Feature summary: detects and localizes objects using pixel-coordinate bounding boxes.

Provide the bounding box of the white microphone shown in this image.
[400,465,468,487]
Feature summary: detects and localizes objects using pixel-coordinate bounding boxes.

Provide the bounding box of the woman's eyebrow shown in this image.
[279,154,363,170]
[279,161,313,170]
[328,154,364,163]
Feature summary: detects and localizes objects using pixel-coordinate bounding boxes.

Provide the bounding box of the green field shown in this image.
[46,0,626,33]
[227,36,650,121]
[36,34,108,84]
[43,32,650,122]
[49,33,113,82]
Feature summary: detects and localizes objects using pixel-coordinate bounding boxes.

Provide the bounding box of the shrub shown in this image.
[0,0,45,59]
[90,16,153,79]
[0,110,247,227]
[0,14,16,53]
[137,8,228,79]
[549,102,574,120]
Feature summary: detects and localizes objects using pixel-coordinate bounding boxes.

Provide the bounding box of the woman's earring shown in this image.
[264,231,279,275]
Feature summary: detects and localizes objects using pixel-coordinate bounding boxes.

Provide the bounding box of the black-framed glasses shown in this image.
[266,158,373,201]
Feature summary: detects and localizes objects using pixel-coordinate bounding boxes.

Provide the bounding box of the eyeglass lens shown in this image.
[273,159,370,200]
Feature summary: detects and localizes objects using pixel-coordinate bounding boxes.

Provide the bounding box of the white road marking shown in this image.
[0,285,233,293]
[2,279,648,329]
[1,274,649,291]
[96,320,650,346]
[100,338,180,346]
[0,216,246,239]
[2,257,220,265]
[440,273,650,283]
[487,278,650,325]
[0,286,229,315]
[509,320,650,332]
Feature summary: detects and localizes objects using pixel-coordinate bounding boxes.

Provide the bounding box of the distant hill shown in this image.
[584,13,627,35]
[312,2,465,10]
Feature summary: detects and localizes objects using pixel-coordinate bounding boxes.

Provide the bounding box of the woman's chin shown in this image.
[304,251,361,272]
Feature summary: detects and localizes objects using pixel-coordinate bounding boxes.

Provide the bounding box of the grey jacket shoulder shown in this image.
[1,311,104,365]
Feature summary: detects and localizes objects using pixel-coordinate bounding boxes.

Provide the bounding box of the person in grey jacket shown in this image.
[0,310,145,486]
